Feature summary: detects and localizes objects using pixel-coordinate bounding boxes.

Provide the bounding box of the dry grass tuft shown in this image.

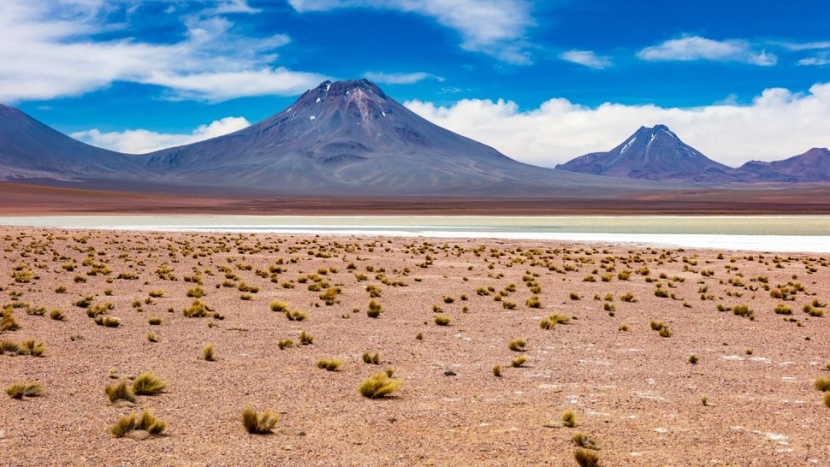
[6,382,42,399]
[110,410,166,438]
[359,372,402,399]
[105,379,136,404]
[241,407,279,434]
[132,372,167,396]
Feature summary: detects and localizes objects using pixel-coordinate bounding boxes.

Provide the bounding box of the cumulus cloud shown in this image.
[288,0,534,64]
[71,117,251,154]
[0,0,327,103]
[363,71,444,84]
[558,50,612,69]
[405,82,830,167]
[638,36,777,66]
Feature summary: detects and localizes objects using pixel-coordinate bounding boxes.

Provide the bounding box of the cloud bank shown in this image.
[0,0,327,103]
[405,83,830,167]
[72,117,251,154]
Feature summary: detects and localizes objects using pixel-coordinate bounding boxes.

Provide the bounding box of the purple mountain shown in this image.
[0,104,142,182]
[556,125,743,182]
[144,79,628,196]
[739,148,830,182]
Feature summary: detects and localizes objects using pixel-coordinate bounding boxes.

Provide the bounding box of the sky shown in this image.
[3,0,830,167]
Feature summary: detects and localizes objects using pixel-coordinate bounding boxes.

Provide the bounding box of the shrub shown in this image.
[316,359,341,371]
[0,312,20,331]
[362,352,380,364]
[148,317,162,325]
[147,333,160,343]
[241,407,279,434]
[732,304,755,320]
[359,372,402,399]
[511,356,527,367]
[569,292,580,301]
[110,410,166,438]
[149,290,165,298]
[804,304,824,317]
[367,300,383,318]
[6,382,43,399]
[815,376,830,392]
[574,448,600,467]
[0,339,20,355]
[132,372,167,396]
[19,339,46,357]
[508,339,527,351]
[526,296,542,308]
[493,365,501,377]
[824,392,830,408]
[270,301,288,312]
[55,285,67,294]
[654,288,669,298]
[299,330,314,345]
[105,380,136,403]
[572,432,598,450]
[562,410,576,427]
[50,309,66,321]
[284,310,307,321]
[277,339,294,350]
[186,287,205,298]
[202,344,215,361]
[94,316,121,327]
[434,316,451,326]
[774,304,792,315]
[183,300,210,318]
[688,355,699,365]
[620,292,637,302]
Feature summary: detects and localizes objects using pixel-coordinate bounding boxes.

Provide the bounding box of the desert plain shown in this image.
[1,227,829,466]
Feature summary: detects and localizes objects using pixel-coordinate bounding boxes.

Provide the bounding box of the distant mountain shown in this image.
[0,104,141,181]
[143,79,634,196]
[0,81,645,196]
[739,148,830,182]
[556,125,743,183]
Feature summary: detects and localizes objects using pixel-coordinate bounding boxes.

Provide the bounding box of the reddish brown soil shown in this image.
[1,228,829,466]
[3,181,830,215]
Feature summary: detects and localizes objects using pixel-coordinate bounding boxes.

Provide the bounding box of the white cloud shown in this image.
[71,116,251,154]
[798,53,830,66]
[363,71,443,85]
[559,50,612,69]
[288,0,533,64]
[638,36,777,66]
[404,82,830,167]
[0,0,327,103]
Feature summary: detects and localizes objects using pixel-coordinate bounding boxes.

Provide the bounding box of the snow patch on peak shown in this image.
[621,137,636,153]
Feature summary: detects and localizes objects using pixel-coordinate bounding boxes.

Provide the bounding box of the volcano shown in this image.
[0,104,141,182]
[556,125,743,183]
[142,79,635,196]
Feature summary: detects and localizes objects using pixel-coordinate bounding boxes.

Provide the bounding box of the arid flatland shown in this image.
[1,228,829,466]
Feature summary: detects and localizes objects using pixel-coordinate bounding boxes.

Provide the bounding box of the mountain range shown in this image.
[0,79,828,197]
[555,124,829,183]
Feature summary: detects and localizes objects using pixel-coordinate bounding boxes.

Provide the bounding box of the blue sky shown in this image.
[3,0,830,165]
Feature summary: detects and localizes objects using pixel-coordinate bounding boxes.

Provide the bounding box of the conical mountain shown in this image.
[144,79,632,195]
[0,104,140,181]
[556,125,741,182]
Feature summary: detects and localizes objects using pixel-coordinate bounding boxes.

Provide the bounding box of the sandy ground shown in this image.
[1,227,829,466]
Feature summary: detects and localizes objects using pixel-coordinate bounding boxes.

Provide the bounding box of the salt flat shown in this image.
[0,216,828,253]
